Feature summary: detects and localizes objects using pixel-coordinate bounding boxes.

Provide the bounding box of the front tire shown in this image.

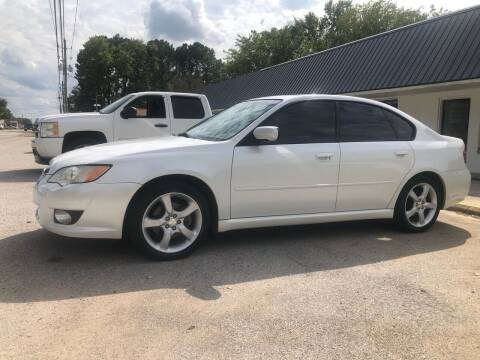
[394,175,441,232]
[126,182,210,260]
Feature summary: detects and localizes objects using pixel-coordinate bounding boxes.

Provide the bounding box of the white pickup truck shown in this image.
[32,92,212,164]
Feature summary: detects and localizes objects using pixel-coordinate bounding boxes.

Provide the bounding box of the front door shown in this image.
[231,100,340,218]
[336,101,415,211]
[114,95,171,140]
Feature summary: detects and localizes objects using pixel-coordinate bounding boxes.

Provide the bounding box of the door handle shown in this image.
[316,153,333,160]
[155,123,168,128]
[395,150,409,157]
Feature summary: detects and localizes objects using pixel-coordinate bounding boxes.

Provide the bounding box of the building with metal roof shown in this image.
[198,5,480,175]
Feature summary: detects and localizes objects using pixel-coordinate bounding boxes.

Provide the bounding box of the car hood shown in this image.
[39,112,103,122]
[48,136,215,172]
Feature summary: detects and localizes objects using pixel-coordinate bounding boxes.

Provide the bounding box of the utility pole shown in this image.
[63,38,68,112]
[53,0,68,113]
[50,0,78,113]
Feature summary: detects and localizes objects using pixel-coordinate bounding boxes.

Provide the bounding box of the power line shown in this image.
[47,0,56,34]
[70,0,79,61]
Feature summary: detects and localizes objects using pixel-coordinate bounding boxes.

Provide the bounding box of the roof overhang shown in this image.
[346,78,480,99]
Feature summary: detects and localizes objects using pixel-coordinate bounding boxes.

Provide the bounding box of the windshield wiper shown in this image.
[177,132,189,138]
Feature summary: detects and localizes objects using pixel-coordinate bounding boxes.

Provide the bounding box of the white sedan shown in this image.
[34,95,470,260]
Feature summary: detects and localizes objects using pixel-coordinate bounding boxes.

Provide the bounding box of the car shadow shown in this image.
[0,220,470,303]
[0,168,43,183]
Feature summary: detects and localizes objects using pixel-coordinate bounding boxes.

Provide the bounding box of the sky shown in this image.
[0,0,478,118]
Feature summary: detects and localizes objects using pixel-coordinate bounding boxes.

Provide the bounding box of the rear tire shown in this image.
[394,175,442,233]
[63,137,102,152]
[125,181,210,260]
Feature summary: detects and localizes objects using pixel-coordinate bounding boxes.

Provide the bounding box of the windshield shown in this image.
[184,99,281,141]
[99,94,136,114]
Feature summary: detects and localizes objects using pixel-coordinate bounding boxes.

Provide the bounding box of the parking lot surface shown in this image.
[0,131,479,359]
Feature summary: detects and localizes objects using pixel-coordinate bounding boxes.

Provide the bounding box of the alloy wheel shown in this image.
[404,182,438,228]
[142,192,202,253]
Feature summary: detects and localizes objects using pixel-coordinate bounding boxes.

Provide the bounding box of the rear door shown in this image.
[231,100,340,218]
[114,95,170,140]
[336,101,415,211]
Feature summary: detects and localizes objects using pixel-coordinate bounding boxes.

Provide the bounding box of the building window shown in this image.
[380,99,398,108]
[441,99,470,147]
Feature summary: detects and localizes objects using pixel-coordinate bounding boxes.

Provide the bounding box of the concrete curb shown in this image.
[448,203,480,216]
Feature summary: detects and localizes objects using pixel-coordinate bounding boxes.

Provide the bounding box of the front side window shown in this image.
[184,99,280,141]
[339,102,397,142]
[99,94,135,114]
[245,100,336,145]
[127,96,166,118]
[171,96,205,119]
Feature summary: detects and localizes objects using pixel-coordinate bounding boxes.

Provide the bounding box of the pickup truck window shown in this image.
[171,96,205,119]
[128,96,166,118]
[184,99,280,141]
[99,94,135,114]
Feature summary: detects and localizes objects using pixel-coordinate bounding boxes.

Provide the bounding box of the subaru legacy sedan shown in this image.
[35,95,470,260]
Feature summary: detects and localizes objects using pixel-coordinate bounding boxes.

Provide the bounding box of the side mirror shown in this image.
[253,126,278,142]
[120,106,137,119]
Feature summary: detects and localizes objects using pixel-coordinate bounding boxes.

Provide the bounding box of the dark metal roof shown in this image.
[199,6,480,110]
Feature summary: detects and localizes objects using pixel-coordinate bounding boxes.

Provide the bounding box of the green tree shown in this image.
[173,42,224,91]
[0,97,13,119]
[69,36,224,111]
[225,0,444,77]
[146,39,176,90]
[71,36,114,111]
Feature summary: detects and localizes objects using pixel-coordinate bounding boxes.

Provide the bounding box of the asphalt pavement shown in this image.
[0,130,479,359]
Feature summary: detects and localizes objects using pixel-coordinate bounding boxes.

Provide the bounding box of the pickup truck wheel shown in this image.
[63,137,102,152]
[126,182,210,260]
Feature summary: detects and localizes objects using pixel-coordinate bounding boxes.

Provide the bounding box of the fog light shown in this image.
[54,210,72,225]
[53,209,83,225]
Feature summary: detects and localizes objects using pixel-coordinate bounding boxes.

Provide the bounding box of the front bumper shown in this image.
[34,175,141,239]
[32,146,50,165]
[31,137,63,164]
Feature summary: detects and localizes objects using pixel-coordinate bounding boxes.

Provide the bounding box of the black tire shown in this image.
[125,181,211,260]
[63,137,102,152]
[394,175,442,233]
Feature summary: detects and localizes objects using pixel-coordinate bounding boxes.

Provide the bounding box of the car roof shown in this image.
[131,91,205,97]
[251,93,432,133]
[252,94,383,104]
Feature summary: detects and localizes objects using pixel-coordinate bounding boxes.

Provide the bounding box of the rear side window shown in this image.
[171,96,205,119]
[261,100,336,144]
[338,102,397,142]
[383,110,415,140]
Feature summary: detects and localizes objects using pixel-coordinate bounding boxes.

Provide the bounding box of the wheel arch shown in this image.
[122,174,219,238]
[62,131,107,152]
[393,171,446,209]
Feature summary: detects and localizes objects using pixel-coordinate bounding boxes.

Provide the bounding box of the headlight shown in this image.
[39,122,59,137]
[48,165,111,186]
